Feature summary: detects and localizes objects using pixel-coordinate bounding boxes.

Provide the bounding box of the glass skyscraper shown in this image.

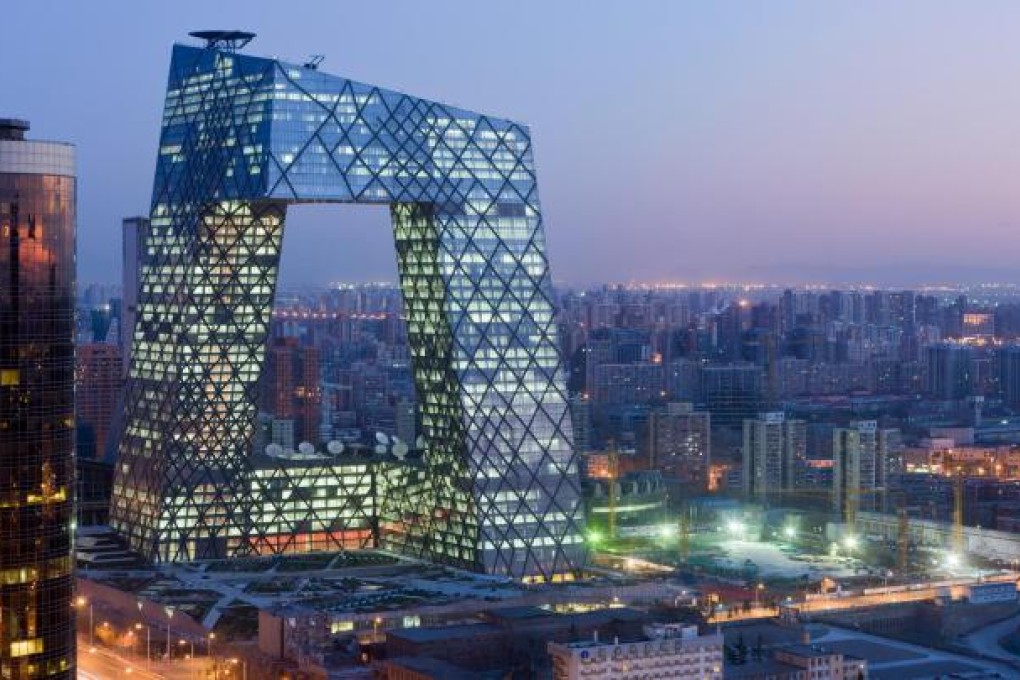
[0,119,76,678]
[111,34,585,580]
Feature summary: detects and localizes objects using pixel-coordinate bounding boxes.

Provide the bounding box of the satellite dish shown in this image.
[393,441,409,459]
[298,442,315,455]
[326,440,343,455]
[375,444,387,455]
[415,435,426,450]
[266,443,283,457]
[375,432,390,445]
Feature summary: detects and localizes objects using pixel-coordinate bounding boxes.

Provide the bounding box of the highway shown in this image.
[78,644,163,679]
[710,572,1020,624]
[77,639,212,680]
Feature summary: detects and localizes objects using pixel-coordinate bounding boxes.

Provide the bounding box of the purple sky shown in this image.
[3,1,1020,287]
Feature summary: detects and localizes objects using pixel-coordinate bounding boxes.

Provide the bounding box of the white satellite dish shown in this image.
[393,441,409,459]
[374,444,387,455]
[375,432,390,445]
[415,435,426,450]
[265,443,283,457]
[298,442,315,455]
[326,440,343,455]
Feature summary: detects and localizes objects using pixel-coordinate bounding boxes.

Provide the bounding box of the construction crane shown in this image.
[939,451,967,557]
[952,464,965,556]
[897,507,910,571]
[606,440,620,541]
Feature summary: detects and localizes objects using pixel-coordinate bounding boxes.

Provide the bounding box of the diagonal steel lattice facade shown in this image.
[110,41,586,580]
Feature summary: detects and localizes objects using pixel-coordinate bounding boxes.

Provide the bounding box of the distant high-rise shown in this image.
[647,402,711,491]
[742,412,804,500]
[703,364,765,427]
[925,342,973,399]
[262,337,321,445]
[876,427,903,489]
[833,420,879,522]
[0,118,76,678]
[998,344,1020,410]
[568,394,592,453]
[121,216,148,375]
[75,342,122,459]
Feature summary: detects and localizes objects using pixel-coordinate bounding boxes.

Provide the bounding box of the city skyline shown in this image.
[6,1,1020,287]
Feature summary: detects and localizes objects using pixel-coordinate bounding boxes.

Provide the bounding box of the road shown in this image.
[77,639,213,680]
[78,644,163,679]
[710,572,1020,624]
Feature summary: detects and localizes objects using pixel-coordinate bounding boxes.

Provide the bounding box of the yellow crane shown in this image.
[606,441,620,541]
[952,465,965,556]
[939,452,966,556]
[897,506,910,571]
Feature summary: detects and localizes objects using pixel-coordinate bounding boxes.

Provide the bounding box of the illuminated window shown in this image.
[10,639,43,657]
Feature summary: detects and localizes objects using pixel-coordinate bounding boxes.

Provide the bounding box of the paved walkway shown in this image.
[961,610,1020,665]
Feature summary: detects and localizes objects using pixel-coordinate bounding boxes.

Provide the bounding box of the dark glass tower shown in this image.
[111,34,585,580]
[0,119,76,677]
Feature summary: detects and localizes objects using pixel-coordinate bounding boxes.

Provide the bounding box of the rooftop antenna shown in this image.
[303,55,325,70]
[189,30,256,52]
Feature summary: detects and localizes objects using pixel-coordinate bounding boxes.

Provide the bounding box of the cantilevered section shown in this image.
[111,41,585,580]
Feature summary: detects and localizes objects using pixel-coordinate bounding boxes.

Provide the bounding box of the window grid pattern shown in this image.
[111,44,584,580]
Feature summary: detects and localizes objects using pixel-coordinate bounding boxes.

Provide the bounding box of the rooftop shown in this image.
[386,623,501,644]
[0,119,29,141]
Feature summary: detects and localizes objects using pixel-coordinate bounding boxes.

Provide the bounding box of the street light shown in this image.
[207,631,215,658]
[134,622,151,667]
[164,606,174,661]
[76,596,94,648]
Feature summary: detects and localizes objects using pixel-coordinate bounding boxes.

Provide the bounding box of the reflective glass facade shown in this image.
[0,121,76,678]
[111,42,585,579]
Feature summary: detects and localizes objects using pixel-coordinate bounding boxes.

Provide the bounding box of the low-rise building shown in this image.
[547,624,723,679]
[726,643,868,679]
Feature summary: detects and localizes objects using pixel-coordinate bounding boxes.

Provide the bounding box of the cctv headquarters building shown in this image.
[111,32,585,581]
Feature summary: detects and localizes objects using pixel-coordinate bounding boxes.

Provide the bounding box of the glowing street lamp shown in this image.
[76,596,94,647]
[164,606,174,661]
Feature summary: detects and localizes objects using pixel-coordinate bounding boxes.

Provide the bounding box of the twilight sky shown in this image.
[3,1,1020,287]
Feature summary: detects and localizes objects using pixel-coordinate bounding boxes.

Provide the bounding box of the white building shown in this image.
[548,624,723,680]
[742,412,806,499]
